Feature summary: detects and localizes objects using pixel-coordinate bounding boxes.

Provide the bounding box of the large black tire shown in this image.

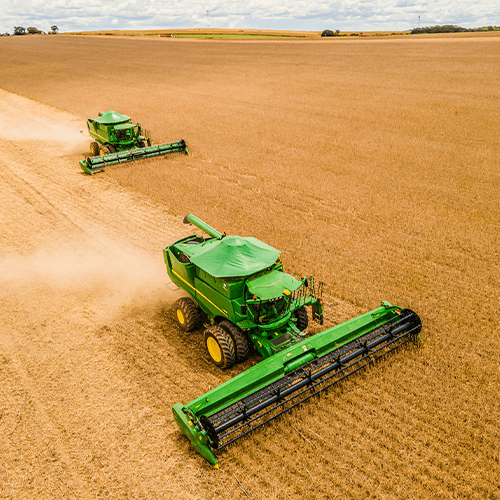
[174,297,200,332]
[292,306,309,332]
[99,144,109,155]
[90,142,100,156]
[204,325,235,369]
[219,320,250,362]
[137,141,146,148]
[107,144,116,153]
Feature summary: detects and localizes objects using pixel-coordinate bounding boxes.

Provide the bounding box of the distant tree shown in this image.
[27,27,42,34]
[51,25,58,34]
[14,26,26,35]
[321,29,341,37]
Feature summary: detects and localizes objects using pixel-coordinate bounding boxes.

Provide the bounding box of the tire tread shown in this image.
[219,320,250,362]
[175,297,201,331]
[204,325,235,369]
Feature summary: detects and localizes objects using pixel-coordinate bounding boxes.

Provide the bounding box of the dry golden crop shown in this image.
[0,32,498,499]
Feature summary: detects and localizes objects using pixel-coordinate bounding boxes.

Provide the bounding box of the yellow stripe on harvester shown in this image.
[171,269,228,317]
[92,131,108,143]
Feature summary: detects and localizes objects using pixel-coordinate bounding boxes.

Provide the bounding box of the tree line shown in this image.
[1,26,58,36]
[411,25,499,34]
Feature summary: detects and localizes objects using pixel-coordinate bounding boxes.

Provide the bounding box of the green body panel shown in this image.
[166,250,196,283]
[194,276,232,319]
[166,249,230,319]
[197,269,245,300]
[185,302,399,419]
[246,270,301,300]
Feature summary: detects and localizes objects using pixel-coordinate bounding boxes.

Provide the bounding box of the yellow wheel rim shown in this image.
[100,149,105,156]
[176,309,185,325]
[207,337,222,363]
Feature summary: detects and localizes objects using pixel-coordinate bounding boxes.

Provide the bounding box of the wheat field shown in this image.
[0,33,499,499]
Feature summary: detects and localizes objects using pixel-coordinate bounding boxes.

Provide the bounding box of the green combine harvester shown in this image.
[165,215,422,467]
[79,110,187,174]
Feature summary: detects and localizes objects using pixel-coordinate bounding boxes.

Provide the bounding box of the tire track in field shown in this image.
[0,139,185,253]
[0,90,214,499]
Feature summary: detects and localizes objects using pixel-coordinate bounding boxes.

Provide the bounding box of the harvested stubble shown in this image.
[0,33,499,500]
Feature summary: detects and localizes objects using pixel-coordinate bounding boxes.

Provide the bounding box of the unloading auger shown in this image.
[79,110,187,174]
[165,215,422,467]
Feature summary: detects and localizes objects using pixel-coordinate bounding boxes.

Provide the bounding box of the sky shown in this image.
[1,0,499,34]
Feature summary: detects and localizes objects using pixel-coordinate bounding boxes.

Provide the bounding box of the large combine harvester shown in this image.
[79,110,187,174]
[165,215,422,467]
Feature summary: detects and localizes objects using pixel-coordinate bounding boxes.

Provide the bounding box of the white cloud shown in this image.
[0,0,498,33]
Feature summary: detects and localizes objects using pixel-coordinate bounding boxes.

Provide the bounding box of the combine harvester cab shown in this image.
[164,215,422,467]
[79,110,187,174]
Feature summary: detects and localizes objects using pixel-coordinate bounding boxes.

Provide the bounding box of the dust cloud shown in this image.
[0,237,176,321]
[0,88,89,152]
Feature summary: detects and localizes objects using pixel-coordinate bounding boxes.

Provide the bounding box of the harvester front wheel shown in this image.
[174,297,200,332]
[204,325,235,369]
[293,307,309,332]
[219,320,250,362]
[107,144,116,153]
[90,142,99,156]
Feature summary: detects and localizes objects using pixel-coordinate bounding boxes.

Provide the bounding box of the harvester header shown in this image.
[164,215,422,467]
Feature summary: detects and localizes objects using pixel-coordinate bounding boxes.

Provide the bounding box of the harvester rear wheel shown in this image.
[219,320,250,362]
[293,307,309,332]
[90,142,99,156]
[204,325,235,369]
[174,297,200,332]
